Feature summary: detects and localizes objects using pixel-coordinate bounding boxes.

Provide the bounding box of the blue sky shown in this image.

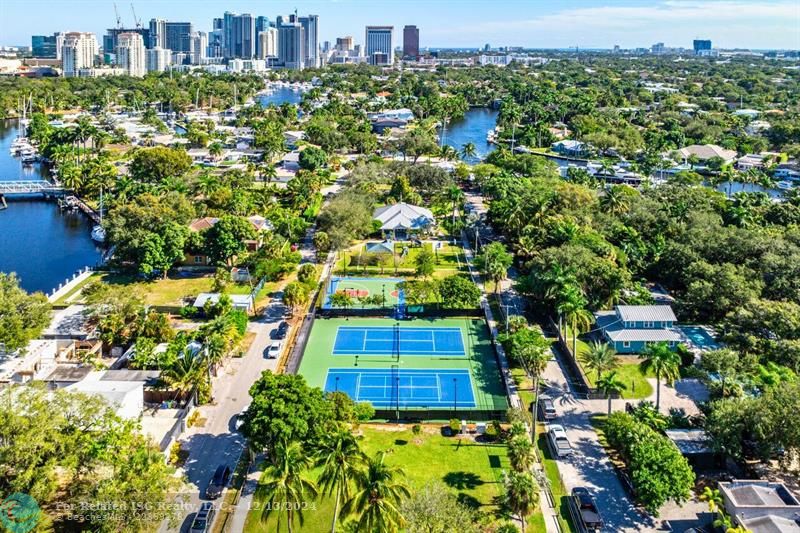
[1,0,798,49]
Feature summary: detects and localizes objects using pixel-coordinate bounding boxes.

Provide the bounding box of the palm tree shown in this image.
[439,145,458,162]
[460,142,477,161]
[195,172,220,196]
[259,440,318,533]
[581,341,618,383]
[316,426,365,533]
[556,285,592,359]
[600,185,631,215]
[596,371,627,415]
[507,435,534,472]
[444,185,465,230]
[342,451,411,533]
[502,470,539,533]
[162,354,205,403]
[639,342,682,412]
[209,141,224,160]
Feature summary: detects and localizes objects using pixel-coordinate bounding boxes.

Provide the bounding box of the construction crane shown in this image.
[130,3,142,29]
[113,2,122,29]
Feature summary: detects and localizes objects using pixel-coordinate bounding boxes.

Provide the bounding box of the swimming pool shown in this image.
[679,326,720,350]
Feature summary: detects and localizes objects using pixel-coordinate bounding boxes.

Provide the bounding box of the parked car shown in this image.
[234,404,250,431]
[205,465,231,499]
[537,397,557,420]
[274,321,289,339]
[547,424,574,458]
[190,502,215,532]
[265,341,282,359]
[569,487,603,532]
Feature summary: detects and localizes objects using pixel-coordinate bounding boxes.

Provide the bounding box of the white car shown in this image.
[265,341,282,359]
[547,424,574,458]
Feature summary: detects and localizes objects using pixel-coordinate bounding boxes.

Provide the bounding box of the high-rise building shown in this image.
[336,36,354,52]
[403,25,419,58]
[32,34,60,58]
[258,27,278,60]
[365,26,393,65]
[209,18,224,58]
[298,15,319,68]
[255,16,269,57]
[103,28,149,62]
[651,42,665,54]
[693,39,712,54]
[146,46,172,72]
[165,22,193,53]
[149,19,166,48]
[277,21,305,69]
[190,32,207,64]
[223,12,255,58]
[117,32,146,77]
[62,32,97,76]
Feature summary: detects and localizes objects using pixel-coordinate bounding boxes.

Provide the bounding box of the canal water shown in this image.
[439,107,498,163]
[257,85,305,107]
[0,119,102,294]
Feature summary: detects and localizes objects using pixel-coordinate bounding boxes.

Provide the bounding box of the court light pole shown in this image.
[453,378,458,417]
[382,284,386,310]
[335,376,340,392]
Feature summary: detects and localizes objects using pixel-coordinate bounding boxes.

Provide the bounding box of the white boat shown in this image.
[91,225,106,243]
[777,180,794,191]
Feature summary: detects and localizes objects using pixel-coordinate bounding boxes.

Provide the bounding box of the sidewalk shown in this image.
[227,453,265,533]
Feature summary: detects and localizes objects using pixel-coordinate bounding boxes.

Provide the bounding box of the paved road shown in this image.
[169,300,288,532]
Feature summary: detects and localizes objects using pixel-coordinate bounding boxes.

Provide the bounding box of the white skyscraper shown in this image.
[258,27,278,60]
[146,46,172,72]
[61,32,98,77]
[117,32,146,77]
[365,26,394,65]
[299,15,319,68]
[190,32,208,64]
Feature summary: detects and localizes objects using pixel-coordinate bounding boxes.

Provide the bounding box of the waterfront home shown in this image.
[551,139,591,157]
[718,480,800,533]
[594,305,682,354]
[373,202,435,240]
[774,161,800,181]
[674,144,738,165]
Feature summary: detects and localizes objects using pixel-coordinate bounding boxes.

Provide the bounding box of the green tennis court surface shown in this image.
[298,317,508,415]
[323,277,404,309]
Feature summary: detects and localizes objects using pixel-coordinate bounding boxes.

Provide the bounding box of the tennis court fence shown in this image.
[317,306,483,318]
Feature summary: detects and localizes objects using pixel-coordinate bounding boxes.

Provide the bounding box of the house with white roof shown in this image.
[675,144,738,165]
[193,292,254,314]
[551,139,591,157]
[719,480,800,533]
[373,202,435,240]
[594,305,682,354]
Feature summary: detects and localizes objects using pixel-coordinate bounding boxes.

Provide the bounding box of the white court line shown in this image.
[436,374,442,401]
[355,372,362,401]
[361,330,367,351]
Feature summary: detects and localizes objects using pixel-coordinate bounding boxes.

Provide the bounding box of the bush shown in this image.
[169,441,183,465]
[297,263,317,285]
[179,305,198,318]
[485,423,499,439]
[187,409,200,428]
[354,401,375,421]
[412,424,422,436]
[449,418,462,434]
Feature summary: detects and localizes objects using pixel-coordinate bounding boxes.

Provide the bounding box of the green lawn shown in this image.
[584,358,655,400]
[335,241,467,279]
[244,425,546,533]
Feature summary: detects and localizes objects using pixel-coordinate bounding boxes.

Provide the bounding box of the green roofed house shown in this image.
[594,305,682,354]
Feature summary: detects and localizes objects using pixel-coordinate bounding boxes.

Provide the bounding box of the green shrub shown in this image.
[412,424,422,436]
[449,418,462,433]
[179,305,198,318]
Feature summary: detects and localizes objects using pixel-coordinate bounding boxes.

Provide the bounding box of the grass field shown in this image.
[335,241,467,279]
[298,317,508,415]
[584,358,655,399]
[243,425,546,533]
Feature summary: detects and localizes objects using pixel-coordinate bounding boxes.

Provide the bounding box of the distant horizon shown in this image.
[1,0,798,51]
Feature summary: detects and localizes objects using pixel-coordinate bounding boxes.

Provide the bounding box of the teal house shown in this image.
[595,305,682,354]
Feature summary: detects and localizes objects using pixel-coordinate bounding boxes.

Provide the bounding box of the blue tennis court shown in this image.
[325,368,476,407]
[332,326,466,356]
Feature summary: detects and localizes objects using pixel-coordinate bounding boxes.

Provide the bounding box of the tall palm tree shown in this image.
[581,341,618,383]
[316,426,365,533]
[556,285,592,359]
[162,354,205,403]
[460,142,477,161]
[639,342,682,412]
[342,451,411,533]
[259,440,318,533]
[507,435,534,472]
[596,371,627,415]
[502,470,539,533]
[444,185,464,230]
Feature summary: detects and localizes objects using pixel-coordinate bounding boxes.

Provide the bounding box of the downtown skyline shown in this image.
[1,0,799,51]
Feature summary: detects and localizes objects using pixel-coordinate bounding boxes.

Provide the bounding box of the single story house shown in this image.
[281,150,301,171]
[283,130,305,149]
[719,480,800,533]
[674,144,738,165]
[184,216,272,266]
[774,162,800,181]
[594,305,682,354]
[67,371,144,420]
[665,429,724,470]
[373,202,435,240]
[193,292,254,314]
[551,139,591,157]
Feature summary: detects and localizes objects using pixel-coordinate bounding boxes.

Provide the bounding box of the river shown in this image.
[439,107,498,163]
[257,85,305,107]
[0,119,102,294]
